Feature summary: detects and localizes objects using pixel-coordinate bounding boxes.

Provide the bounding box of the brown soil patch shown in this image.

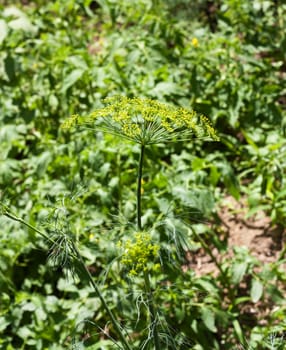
[187,196,286,276]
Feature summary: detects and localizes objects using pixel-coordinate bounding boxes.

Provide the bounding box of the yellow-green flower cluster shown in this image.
[62,96,219,145]
[118,232,160,276]
[62,113,80,129]
[191,37,199,47]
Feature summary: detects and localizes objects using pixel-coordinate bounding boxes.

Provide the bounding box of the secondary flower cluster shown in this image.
[62,96,219,145]
[118,232,160,276]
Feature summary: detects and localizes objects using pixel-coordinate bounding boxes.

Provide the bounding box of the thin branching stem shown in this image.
[2,207,55,245]
[137,144,145,231]
[71,243,132,350]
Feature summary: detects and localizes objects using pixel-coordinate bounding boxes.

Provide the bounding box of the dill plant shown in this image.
[1,96,218,349]
[62,96,219,349]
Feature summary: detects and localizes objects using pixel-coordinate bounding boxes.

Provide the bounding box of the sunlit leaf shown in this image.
[250,279,263,303]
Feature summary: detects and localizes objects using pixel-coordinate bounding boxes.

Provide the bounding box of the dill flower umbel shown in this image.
[62,96,219,145]
[118,232,160,276]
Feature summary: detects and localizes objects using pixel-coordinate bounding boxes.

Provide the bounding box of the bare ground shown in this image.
[187,196,286,276]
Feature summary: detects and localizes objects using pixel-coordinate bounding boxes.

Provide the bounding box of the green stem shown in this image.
[2,208,132,350]
[117,150,122,215]
[143,271,160,350]
[72,244,132,350]
[137,144,145,231]
[278,243,286,261]
[2,207,55,245]
[136,146,160,348]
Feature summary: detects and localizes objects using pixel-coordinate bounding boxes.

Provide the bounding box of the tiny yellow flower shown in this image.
[191,37,199,47]
[119,232,160,276]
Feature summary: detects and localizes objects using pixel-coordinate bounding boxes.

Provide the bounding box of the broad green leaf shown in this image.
[172,186,214,216]
[66,55,88,70]
[18,326,33,339]
[201,308,217,332]
[61,69,85,92]
[155,197,171,214]
[191,157,205,171]
[0,159,20,183]
[233,296,251,306]
[22,301,36,312]
[194,278,218,294]
[0,316,10,332]
[150,82,181,97]
[4,6,36,33]
[35,151,52,177]
[251,279,263,303]
[0,20,8,44]
[221,164,240,200]
[231,261,247,284]
[233,319,245,344]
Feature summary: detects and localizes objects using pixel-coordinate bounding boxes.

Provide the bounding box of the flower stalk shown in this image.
[137,144,145,231]
[136,145,160,349]
[135,143,161,348]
